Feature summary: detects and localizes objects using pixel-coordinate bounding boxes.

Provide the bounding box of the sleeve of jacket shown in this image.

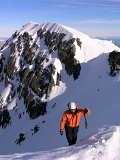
[60,112,67,131]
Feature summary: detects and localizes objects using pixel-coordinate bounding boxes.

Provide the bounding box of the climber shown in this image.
[60,102,91,146]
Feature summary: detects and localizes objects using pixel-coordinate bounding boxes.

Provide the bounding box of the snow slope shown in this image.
[0,126,120,160]
[0,22,120,159]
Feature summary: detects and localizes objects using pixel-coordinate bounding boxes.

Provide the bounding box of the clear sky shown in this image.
[0,0,120,38]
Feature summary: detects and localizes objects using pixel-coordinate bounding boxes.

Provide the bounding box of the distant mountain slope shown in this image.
[0,38,6,49]
[0,22,120,154]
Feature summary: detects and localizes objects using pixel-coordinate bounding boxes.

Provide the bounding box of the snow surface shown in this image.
[0,84,12,107]
[0,22,120,159]
[0,126,120,160]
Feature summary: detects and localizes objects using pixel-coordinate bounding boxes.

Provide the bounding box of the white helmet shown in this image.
[68,102,76,110]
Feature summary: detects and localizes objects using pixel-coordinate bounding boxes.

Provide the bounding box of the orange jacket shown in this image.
[60,107,91,131]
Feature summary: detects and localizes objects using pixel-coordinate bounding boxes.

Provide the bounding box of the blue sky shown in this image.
[0,0,120,38]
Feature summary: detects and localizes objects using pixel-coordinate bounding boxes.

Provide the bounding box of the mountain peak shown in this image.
[0,21,120,155]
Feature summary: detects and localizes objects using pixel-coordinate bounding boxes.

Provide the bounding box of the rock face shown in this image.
[0,22,82,123]
[108,50,120,76]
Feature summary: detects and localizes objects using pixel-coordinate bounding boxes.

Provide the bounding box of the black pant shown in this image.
[65,125,79,146]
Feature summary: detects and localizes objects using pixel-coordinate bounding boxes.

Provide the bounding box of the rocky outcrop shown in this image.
[0,25,82,121]
[108,50,120,76]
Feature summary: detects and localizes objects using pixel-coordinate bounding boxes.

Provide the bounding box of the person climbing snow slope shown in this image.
[60,102,91,146]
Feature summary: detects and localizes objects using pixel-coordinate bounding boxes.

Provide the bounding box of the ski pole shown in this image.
[84,112,88,130]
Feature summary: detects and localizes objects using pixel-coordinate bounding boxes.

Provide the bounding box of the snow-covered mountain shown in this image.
[0,22,120,159]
